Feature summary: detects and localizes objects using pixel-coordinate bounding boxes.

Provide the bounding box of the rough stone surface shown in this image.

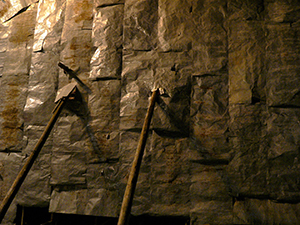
[0,5,37,152]
[90,4,123,79]
[0,0,300,224]
[0,153,23,224]
[233,199,300,224]
[123,0,157,50]
[266,23,300,107]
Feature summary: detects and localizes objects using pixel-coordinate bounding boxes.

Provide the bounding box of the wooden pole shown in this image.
[117,89,159,225]
[0,98,67,224]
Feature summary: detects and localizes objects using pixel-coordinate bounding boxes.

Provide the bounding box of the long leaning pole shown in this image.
[117,89,159,225]
[0,98,66,224]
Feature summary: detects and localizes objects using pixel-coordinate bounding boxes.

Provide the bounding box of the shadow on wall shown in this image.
[15,205,190,225]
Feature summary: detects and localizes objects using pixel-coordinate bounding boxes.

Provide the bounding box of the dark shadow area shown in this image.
[130,215,190,225]
[156,95,190,137]
[15,205,51,225]
[15,208,190,225]
[52,214,117,225]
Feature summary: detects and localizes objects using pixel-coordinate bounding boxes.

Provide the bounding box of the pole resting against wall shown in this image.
[0,84,77,224]
[117,88,159,225]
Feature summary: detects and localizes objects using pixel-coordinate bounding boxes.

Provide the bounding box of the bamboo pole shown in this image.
[117,89,159,225]
[0,98,66,224]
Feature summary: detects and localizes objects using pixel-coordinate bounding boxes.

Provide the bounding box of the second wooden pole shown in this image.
[117,89,159,225]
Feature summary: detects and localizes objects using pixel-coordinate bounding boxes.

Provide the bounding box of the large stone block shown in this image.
[64,0,93,31]
[0,23,8,77]
[89,80,120,131]
[226,151,268,198]
[23,125,53,155]
[0,153,23,223]
[25,0,65,128]
[190,75,229,159]
[191,163,230,199]
[90,46,122,80]
[50,114,88,185]
[0,153,23,201]
[24,52,59,125]
[49,188,121,217]
[229,104,266,144]
[85,128,120,162]
[86,163,119,189]
[152,51,192,135]
[227,0,264,21]
[0,74,28,151]
[266,108,300,201]
[59,29,94,84]
[33,0,66,52]
[59,0,94,92]
[266,24,300,107]
[158,0,193,52]
[1,4,36,75]
[227,104,268,197]
[50,150,87,185]
[149,132,190,216]
[233,199,300,224]
[0,0,36,23]
[123,0,157,50]
[191,0,227,75]
[267,108,300,159]
[90,4,123,79]
[120,50,156,130]
[190,201,233,225]
[16,153,51,207]
[228,21,266,105]
[0,6,37,152]
[265,0,300,23]
[52,114,89,147]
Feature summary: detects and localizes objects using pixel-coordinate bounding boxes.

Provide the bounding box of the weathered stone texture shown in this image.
[86,80,120,161]
[120,50,156,131]
[123,0,157,51]
[0,5,37,152]
[265,0,300,23]
[1,0,300,224]
[190,75,229,160]
[148,132,190,216]
[233,199,300,224]
[192,0,227,75]
[227,0,264,21]
[25,0,65,126]
[228,21,266,105]
[90,4,123,79]
[227,104,268,197]
[267,108,300,201]
[158,0,193,52]
[153,51,192,135]
[16,153,51,207]
[266,24,300,107]
[49,188,121,217]
[0,153,23,224]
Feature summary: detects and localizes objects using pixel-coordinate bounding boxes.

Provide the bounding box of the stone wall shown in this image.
[0,0,300,224]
